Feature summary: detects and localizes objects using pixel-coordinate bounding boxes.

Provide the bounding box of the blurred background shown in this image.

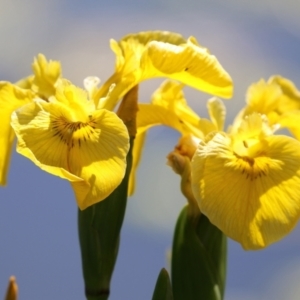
[1,0,300,299]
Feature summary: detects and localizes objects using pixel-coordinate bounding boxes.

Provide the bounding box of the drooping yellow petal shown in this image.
[151,81,201,130]
[68,109,129,209]
[0,82,34,185]
[137,80,205,137]
[11,100,84,180]
[111,31,186,75]
[191,114,300,250]
[31,54,61,98]
[95,31,233,110]
[11,82,129,210]
[137,104,189,135]
[145,36,233,97]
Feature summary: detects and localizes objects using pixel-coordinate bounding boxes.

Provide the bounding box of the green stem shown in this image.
[78,138,133,300]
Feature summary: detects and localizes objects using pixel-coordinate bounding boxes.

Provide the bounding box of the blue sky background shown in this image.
[1,0,300,299]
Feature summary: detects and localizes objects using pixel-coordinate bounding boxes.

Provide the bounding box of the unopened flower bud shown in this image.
[175,134,200,159]
[5,276,18,300]
[167,135,201,219]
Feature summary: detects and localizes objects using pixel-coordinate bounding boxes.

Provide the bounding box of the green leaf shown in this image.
[171,205,227,300]
[152,268,174,300]
[78,138,133,300]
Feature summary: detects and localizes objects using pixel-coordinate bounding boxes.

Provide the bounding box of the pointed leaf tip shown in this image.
[152,268,173,300]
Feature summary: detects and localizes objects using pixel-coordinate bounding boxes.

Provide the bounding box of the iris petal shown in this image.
[0,83,34,185]
[95,31,233,110]
[68,109,130,209]
[31,54,61,98]
[207,97,226,131]
[145,37,233,98]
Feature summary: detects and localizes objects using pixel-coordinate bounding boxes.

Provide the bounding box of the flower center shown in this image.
[52,115,98,148]
[232,138,269,180]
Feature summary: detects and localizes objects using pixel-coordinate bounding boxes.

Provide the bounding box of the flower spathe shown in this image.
[95,31,233,110]
[11,80,129,210]
[191,113,300,250]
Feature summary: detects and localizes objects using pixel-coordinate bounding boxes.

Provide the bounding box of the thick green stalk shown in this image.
[78,85,138,300]
[78,138,133,300]
[171,206,227,300]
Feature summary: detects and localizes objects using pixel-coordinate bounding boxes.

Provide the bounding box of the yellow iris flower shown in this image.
[191,113,300,250]
[11,79,129,210]
[0,54,61,185]
[94,30,233,110]
[190,77,300,250]
[133,76,300,250]
[1,55,129,210]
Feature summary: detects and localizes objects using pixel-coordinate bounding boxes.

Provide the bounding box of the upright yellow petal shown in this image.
[95,31,233,110]
[0,82,34,185]
[31,54,61,98]
[11,82,129,209]
[233,76,300,135]
[269,75,300,112]
[207,97,226,131]
[245,79,281,114]
[192,114,300,250]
